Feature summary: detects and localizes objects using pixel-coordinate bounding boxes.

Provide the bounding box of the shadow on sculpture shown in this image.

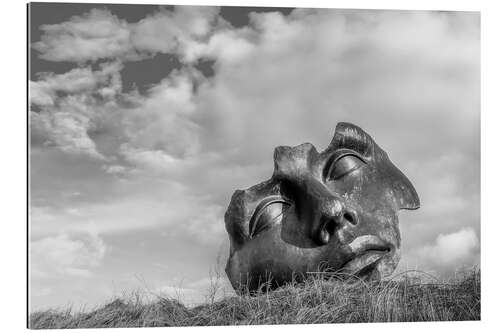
[224,122,420,294]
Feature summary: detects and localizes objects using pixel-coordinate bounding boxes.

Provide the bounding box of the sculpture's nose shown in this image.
[298,176,359,245]
[273,144,360,246]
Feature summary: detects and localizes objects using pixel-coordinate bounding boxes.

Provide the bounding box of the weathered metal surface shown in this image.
[224,122,420,293]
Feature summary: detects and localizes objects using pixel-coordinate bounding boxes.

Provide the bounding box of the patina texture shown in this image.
[224,122,420,293]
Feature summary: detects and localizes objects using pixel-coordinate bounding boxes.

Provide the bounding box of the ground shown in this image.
[29,269,480,328]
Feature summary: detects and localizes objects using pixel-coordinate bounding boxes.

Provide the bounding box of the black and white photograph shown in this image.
[27,1,482,329]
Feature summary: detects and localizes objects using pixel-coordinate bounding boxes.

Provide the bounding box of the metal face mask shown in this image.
[224,122,420,293]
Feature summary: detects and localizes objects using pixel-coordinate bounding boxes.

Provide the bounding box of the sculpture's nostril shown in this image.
[317,218,337,245]
[319,227,330,244]
[344,212,357,225]
[325,219,337,235]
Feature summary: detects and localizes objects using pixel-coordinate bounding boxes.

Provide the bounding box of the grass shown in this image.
[29,269,480,329]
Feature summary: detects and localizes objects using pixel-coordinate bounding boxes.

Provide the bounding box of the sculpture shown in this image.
[224,122,420,293]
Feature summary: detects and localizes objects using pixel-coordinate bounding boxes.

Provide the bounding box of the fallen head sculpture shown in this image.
[224,122,420,293]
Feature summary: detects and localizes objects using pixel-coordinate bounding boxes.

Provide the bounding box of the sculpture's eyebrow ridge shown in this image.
[328,122,375,157]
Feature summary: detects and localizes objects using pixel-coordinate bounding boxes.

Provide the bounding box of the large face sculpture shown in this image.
[224,122,420,293]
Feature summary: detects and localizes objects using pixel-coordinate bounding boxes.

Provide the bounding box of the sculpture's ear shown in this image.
[392,167,420,210]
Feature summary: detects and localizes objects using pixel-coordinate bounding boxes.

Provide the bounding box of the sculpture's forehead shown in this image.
[325,121,378,158]
[272,122,385,180]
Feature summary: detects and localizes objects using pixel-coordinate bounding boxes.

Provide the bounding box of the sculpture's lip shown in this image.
[345,235,391,255]
[341,250,389,276]
[340,235,391,276]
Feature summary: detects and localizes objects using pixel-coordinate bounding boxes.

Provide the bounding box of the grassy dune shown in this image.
[29,269,480,329]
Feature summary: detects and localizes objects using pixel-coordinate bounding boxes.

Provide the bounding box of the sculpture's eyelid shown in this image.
[324,150,367,181]
[251,197,291,218]
[332,151,367,165]
[249,196,291,236]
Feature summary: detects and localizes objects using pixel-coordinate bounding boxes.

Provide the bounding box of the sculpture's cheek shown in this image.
[358,213,401,247]
[354,213,401,278]
[280,207,318,248]
[225,225,349,291]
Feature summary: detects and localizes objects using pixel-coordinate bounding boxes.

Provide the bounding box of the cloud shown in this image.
[131,6,220,57]
[30,63,123,106]
[30,287,52,297]
[119,69,202,159]
[119,146,187,175]
[32,6,221,63]
[191,10,479,164]
[30,232,107,278]
[413,228,479,271]
[30,61,124,159]
[30,62,202,161]
[29,183,226,246]
[31,109,104,159]
[33,9,135,62]
[102,164,127,174]
[33,9,478,169]
[30,61,123,100]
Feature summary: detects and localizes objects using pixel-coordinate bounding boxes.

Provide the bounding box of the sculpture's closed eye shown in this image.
[326,153,366,181]
[249,196,291,238]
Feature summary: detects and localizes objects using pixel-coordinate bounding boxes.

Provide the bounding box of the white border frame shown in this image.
[4,0,497,332]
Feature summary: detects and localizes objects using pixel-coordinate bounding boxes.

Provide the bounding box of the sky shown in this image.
[29,3,480,311]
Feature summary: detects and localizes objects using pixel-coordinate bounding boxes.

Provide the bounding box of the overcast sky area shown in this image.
[29,3,480,311]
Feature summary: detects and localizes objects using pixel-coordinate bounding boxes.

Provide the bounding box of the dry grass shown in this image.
[29,269,480,329]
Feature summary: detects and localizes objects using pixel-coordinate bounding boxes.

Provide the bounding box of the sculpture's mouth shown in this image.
[340,235,391,276]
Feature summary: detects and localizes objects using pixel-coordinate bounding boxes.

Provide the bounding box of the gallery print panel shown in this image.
[28,1,480,329]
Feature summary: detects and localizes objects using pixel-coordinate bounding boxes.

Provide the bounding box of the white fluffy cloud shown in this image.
[31,109,104,158]
[31,232,107,278]
[131,6,220,57]
[33,9,134,62]
[30,61,123,159]
[119,69,201,159]
[414,228,479,270]
[32,6,221,63]
[30,62,123,106]
[30,186,226,245]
